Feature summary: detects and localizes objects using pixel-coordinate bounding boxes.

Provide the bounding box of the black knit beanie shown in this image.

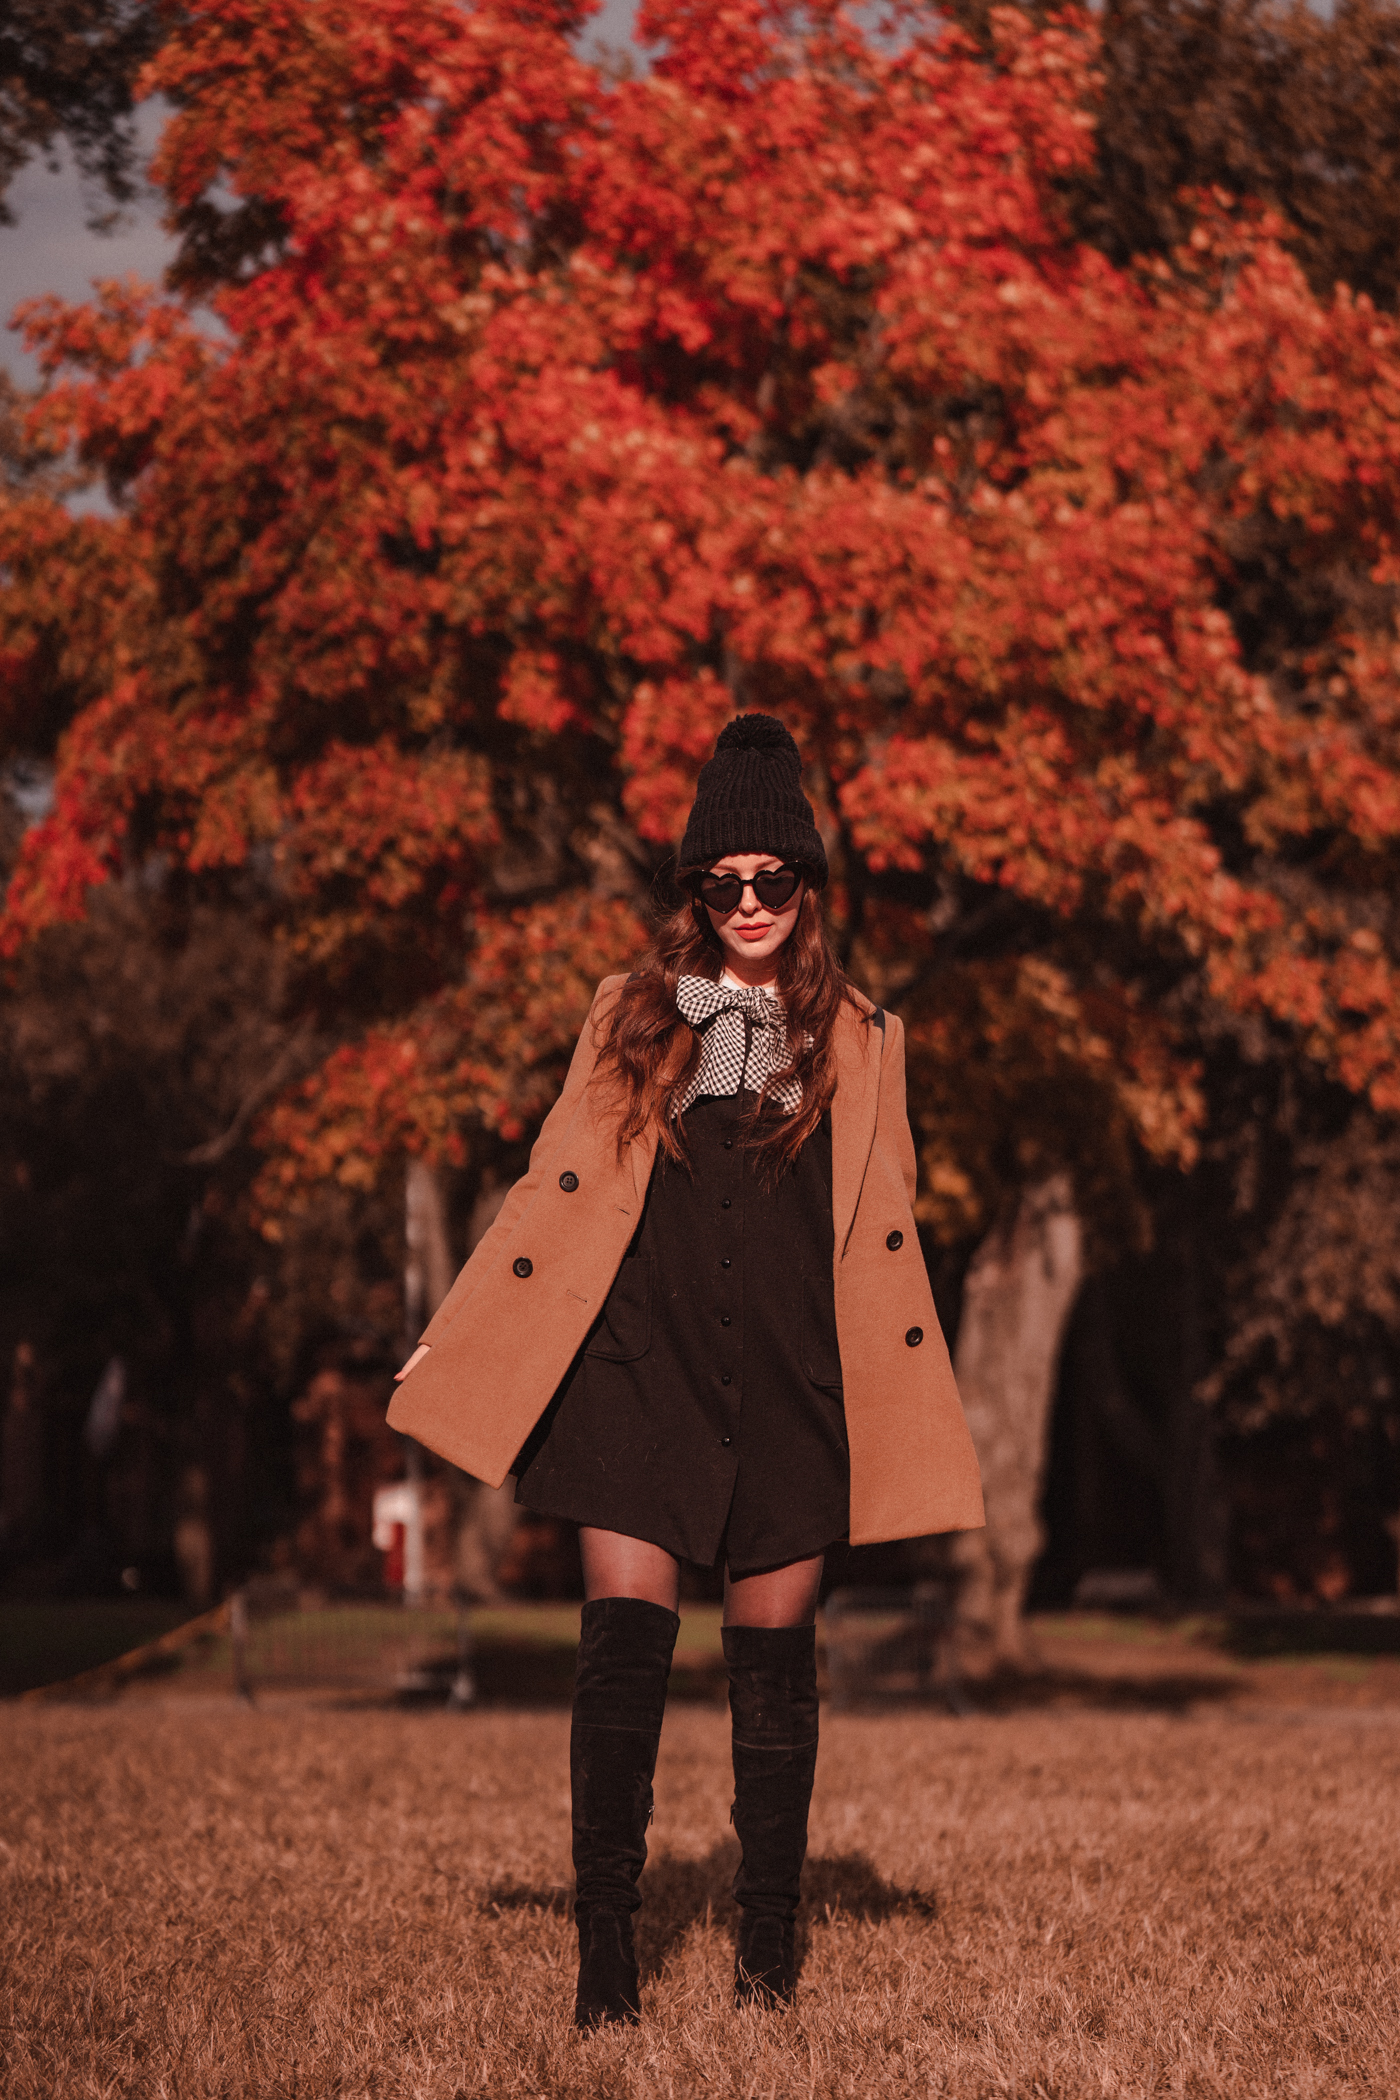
[677,713,828,888]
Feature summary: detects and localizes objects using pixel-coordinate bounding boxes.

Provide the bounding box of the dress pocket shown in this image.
[586,1254,653,1364]
[801,1270,843,1390]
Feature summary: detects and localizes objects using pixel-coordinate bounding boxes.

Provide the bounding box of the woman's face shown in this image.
[702,853,806,984]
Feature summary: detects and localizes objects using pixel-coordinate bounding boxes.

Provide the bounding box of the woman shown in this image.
[389,713,983,2026]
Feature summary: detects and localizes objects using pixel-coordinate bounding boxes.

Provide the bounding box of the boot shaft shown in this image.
[570,1596,680,1923]
[574,1595,680,1730]
[723,1623,819,1750]
[724,1623,819,1937]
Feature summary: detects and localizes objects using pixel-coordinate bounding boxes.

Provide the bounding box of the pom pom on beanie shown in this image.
[677,711,828,886]
[715,713,792,754]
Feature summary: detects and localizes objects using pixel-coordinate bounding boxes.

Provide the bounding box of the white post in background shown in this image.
[372,1479,426,1603]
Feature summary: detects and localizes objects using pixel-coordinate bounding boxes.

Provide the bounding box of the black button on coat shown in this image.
[514,1094,848,1573]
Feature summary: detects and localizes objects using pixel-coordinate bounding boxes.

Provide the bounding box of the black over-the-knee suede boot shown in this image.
[723,1623,819,2009]
[570,1596,680,2029]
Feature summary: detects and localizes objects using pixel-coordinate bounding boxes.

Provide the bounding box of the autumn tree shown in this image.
[5,0,1400,1623]
[951,0,1400,313]
[1089,0,1400,313]
[1,358,420,1605]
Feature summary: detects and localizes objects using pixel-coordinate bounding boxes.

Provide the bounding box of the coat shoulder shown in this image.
[593,971,631,1007]
[588,972,632,1026]
[839,985,905,1058]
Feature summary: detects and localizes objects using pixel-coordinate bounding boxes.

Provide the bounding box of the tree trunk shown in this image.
[404,1156,455,1341]
[951,1176,1083,1666]
[399,1159,458,1603]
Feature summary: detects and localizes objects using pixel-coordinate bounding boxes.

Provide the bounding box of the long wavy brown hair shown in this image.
[594,874,859,1177]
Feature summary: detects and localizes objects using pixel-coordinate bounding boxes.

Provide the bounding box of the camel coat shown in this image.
[387,976,985,1546]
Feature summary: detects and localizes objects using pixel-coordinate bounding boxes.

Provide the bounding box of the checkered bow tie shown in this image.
[673,975,802,1117]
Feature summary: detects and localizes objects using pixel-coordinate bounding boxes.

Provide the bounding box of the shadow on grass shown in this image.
[959,1660,1242,1714]
[469,1643,727,1708]
[636,1841,937,1979]
[469,1639,1242,1715]
[478,1845,935,1985]
[348,1652,1240,1717]
[833,1648,1245,1716]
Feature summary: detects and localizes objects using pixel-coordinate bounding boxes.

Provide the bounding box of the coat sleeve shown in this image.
[882,1011,919,1209]
[417,974,626,1349]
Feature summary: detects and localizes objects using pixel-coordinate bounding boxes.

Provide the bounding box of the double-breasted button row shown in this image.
[884,1229,919,1343]
[559,1171,579,1192]
[513,1257,533,1278]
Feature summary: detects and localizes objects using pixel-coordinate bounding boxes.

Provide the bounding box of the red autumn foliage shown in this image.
[3,0,1399,1238]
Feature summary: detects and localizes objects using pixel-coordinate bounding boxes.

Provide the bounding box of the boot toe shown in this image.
[734,1913,796,2008]
[573,1909,642,2030]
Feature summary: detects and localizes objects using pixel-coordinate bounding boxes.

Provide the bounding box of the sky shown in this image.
[0,0,642,390]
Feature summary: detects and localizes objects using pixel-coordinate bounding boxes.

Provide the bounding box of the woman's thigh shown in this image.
[724,1554,824,1628]
[579,1526,681,1610]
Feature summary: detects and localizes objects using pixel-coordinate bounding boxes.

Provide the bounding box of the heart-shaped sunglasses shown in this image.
[694,864,806,914]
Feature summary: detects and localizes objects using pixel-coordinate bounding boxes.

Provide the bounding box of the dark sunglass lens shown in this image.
[700,875,743,912]
[753,868,801,908]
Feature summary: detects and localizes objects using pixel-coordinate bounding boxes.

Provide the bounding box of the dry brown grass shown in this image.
[3,1697,1398,2098]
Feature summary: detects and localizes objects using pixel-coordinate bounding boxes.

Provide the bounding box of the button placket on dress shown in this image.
[715,1106,743,1453]
[513,1032,848,1572]
[714,1017,754,1454]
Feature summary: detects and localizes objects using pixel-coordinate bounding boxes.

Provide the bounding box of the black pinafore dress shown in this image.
[513,1092,850,1575]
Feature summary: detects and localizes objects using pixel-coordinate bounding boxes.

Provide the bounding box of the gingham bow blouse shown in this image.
[673,975,802,1117]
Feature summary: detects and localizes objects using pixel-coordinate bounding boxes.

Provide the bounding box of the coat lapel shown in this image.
[831,997,883,1258]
